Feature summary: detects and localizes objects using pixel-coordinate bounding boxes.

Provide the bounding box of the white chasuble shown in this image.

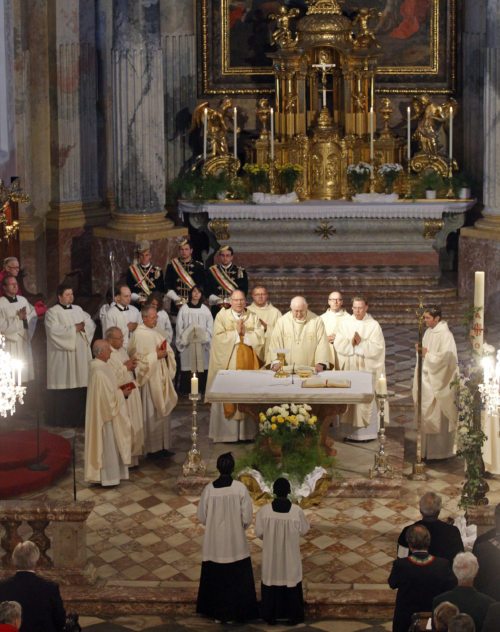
[412,320,458,459]
[320,309,350,370]
[0,296,37,382]
[45,304,96,389]
[247,302,282,358]
[267,310,330,368]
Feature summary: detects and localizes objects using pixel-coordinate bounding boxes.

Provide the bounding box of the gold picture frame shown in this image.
[198,0,457,96]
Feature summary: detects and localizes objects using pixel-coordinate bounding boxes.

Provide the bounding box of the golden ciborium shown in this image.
[274,349,289,378]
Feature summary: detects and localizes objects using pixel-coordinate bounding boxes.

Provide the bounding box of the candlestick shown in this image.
[407,106,411,164]
[183,392,206,477]
[270,107,275,160]
[203,107,208,160]
[449,106,453,160]
[369,107,374,161]
[233,107,237,159]
[377,373,387,395]
[191,372,199,395]
[370,76,374,110]
[473,271,485,358]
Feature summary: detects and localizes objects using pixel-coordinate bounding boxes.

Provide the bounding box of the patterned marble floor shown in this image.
[6,323,500,629]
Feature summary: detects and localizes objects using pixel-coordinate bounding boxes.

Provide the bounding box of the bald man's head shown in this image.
[290,296,308,321]
[230,290,246,313]
[92,339,111,361]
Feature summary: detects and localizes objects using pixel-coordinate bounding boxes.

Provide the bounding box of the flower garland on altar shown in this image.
[258,403,318,436]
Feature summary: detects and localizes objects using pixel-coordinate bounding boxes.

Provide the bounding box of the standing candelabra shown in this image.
[410,299,427,480]
[369,392,394,479]
[182,392,206,477]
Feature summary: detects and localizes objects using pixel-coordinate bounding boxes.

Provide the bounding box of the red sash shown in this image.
[209,265,238,294]
[171,258,196,289]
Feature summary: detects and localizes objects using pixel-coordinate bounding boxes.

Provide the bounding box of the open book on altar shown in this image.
[301,377,351,389]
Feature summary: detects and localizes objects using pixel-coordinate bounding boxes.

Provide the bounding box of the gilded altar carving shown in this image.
[208,219,230,241]
[423,219,444,240]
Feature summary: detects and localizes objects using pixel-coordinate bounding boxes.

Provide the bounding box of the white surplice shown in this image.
[45,304,96,389]
[335,313,386,440]
[84,358,132,486]
[128,324,178,453]
[412,320,458,459]
[255,503,310,587]
[155,309,174,345]
[104,304,141,349]
[175,303,213,372]
[197,480,253,563]
[320,309,350,370]
[0,295,37,382]
[247,302,282,358]
[267,310,330,368]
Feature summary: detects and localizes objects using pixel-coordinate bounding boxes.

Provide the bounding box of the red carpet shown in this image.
[0,430,72,498]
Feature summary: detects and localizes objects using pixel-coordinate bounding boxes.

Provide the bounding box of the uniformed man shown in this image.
[126,240,164,305]
[207,245,248,315]
[164,238,206,313]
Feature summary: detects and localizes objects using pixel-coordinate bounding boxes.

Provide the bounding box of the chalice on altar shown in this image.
[273,349,289,378]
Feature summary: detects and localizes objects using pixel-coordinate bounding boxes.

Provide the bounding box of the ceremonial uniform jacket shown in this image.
[164,257,206,305]
[207,263,248,307]
[126,262,164,301]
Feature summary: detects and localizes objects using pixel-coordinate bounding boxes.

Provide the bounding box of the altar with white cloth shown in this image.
[206,369,374,451]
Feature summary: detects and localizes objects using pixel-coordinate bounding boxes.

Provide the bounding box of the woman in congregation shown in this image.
[196,452,258,624]
[175,285,213,395]
[255,477,310,626]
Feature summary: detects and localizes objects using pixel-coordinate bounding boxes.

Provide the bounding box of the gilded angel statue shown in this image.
[268,6,299,49]
[190,97,234,157]
[411,95,457,157]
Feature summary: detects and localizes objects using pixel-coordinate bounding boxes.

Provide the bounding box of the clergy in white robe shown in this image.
[128,306,178,454]
[143,292,174,345]
[104,285,141,349]
[0,275,37,382]
[207,290,265,442]
[255,477,310,625]
[320,291,350,370]
[105,326,144,461]
[175,286,213,395]
[268,296,330,371]
[335,297,387,440]
[84,340,132,486]
[196,452,258,623]
[247,285,282,358]
[412,307,458,459]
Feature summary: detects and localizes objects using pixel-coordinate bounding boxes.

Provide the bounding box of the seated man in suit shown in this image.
[0,600,22,631]
[0,541,66,632]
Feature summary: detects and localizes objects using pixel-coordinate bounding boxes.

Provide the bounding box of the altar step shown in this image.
[248,266,463,325]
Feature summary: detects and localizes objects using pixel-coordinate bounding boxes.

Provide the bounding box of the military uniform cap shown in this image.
[177,237,191,247]
[218,245,233,254]
[136,239,151,253]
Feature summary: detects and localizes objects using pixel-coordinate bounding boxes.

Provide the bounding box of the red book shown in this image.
[159,339,167,351]
[119,382,136,391]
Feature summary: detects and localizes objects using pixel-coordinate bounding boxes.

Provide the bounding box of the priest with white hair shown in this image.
[268,296,330,371]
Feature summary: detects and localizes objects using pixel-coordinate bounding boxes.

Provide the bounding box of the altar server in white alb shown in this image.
[207,289,265,442]
[412,305,458,460]
[105,326,144,463]
[256,477,310,626]
[335,296,387,441]
[0,275,37,382]
[320,290,350,370]
[45,284,96,425]
[128,306,178,454]
[268,296,330,371]
[175,285,213,395]
[103,284,141,349]
[247,285,282,358]
[84,339,132,486]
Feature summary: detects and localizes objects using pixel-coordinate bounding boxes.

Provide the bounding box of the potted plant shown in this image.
[378,163,403,194]
[347,162,372,194]
[277,163,303,193]
[452,173,472,200]
[419,169,444,199]
[243,163,270,193]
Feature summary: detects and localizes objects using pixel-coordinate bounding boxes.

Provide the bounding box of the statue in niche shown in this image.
[353,8,382,49]
[284,93,298,113]
[411,95,457,157]
[191,97,234,157]
[352,89,367,112]
[269,6,300,49]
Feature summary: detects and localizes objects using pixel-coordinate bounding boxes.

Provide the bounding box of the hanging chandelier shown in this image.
[0,335,26,417]
[479,349,500,415]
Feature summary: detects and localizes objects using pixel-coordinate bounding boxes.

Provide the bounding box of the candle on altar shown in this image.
[473,271,485,355]
[407,106,411,164]
[377,373,387,395]
[191,372,199,395]
[322,82,327,108]
[233,107,237,159]
[449,106,453,160]
[270,107,275,160]
[369,107,374,161]
[203,107,208,160]
[370,76,374,109]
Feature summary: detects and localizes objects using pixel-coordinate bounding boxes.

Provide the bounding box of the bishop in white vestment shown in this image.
[84,340,132,486]
[320,291,350,370]
[335,297,387,440]
[247,285,282,358]
[128,306,178,454]
[0,275,37,382]
[412,307,458,459]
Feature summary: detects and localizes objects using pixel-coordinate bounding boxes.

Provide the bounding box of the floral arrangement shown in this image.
[243,163,270,193]
[259,403,318,436]
[378,163,403,193]
[347,162,371,193]
[276,163,303,192]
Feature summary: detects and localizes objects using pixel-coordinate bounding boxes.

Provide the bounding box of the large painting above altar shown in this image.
[198,0,457,95]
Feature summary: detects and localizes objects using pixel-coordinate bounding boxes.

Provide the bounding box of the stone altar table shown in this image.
[179,199,475,270]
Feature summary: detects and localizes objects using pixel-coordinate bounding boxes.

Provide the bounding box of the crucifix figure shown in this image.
[312,63,336,109]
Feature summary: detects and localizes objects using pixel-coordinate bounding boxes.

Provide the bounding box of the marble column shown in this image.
[45,0,105,294]
[459,0,500,313]
[92,0,185,296]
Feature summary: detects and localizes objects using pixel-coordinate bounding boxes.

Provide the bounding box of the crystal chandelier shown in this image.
[479,350,500,415]
[0,335,26,417]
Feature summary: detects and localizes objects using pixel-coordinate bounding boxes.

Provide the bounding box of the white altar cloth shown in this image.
[206,369,374,404]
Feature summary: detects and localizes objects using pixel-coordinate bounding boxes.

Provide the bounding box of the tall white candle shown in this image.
[473,270,485,355]
[270,107,275,160]
[377,373,387,395]
[203,107,208,160]
[191,372,199,395]
[407,106,411,164]
[322,83,327,108]
[449,106,453,160]
[233,107,237,159]
[369,107,374,161]
[370,76,375,110]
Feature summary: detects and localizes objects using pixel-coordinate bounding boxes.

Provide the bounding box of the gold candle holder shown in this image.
[182,393,206,476]
[369,393,394,479]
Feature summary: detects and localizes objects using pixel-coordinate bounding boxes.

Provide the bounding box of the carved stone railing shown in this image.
[0,500,96,585]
